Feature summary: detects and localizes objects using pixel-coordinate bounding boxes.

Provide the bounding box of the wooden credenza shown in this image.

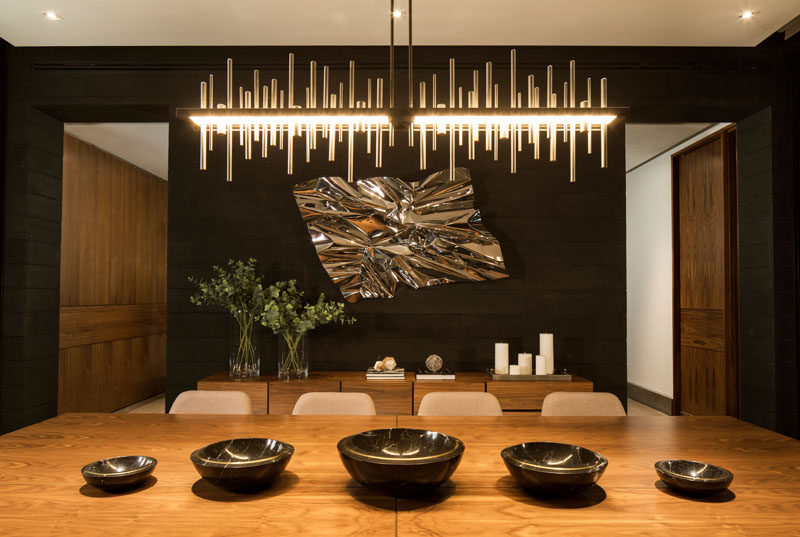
[197,371,593,415]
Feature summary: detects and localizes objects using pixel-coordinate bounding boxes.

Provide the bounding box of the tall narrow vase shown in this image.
[229,313,260,378]
[278,334,308,379]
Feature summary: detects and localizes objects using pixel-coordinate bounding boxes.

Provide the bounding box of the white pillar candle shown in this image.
[494,342,509,374]
[509,364,520,375]
[518,353,533,375]
[535,355,547,375]
[539,333,554,374]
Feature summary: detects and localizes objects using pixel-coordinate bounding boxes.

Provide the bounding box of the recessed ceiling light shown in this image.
[391,9,404,18]
[42,10,62,21]
[739,10,756,19]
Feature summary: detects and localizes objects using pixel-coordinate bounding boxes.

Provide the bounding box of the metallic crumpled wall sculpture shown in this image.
[292,168,508,302]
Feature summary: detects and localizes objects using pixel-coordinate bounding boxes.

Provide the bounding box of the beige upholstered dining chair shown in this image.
[169,390,252,415]
[540,392,626,416]
[417,392,504,416]
[292,392,377,415]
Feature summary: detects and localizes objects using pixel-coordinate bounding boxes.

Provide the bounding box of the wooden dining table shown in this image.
[1,413,799,536]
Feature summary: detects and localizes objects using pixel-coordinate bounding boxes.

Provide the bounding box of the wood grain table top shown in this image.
[1,414,798,536]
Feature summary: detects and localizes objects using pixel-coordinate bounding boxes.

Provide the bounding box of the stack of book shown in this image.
[366,368,405,380]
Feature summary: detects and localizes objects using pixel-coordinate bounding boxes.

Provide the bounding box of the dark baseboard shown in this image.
[627,382,674,415]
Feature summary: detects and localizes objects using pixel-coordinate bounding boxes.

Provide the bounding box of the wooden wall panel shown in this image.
[61,134,167,307]
[680,346,726,416]
[677,138,724,310]
[59,304,166,348]
[58,135,167,413]
[680,308,724,352]
[58,334,166,413]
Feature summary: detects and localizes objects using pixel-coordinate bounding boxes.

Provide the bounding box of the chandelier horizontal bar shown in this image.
[178,107,625,128]
[178,107,625,118]
[187,114,391,127]
[412,113,619,126]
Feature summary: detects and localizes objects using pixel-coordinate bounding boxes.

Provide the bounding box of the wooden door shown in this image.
[672,128,738,416]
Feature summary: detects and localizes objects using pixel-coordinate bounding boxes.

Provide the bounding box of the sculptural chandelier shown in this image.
[178,1,623,183]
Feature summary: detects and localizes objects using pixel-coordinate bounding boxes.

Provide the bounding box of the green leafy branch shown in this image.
[259,279,355,376]
[188,258,267,317]
[259,279,355,337]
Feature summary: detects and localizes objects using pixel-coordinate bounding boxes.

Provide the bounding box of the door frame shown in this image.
[671,126,740,417]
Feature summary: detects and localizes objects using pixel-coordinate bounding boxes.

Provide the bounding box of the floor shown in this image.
[115,393,165,414]
[116,393,666,416]
[627,398,667,416]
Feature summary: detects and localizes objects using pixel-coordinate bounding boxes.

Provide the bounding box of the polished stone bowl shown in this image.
[501,442,608,496]
[655,459,733,496]
[337,428,465,497]
[190,438,294,492]
[81,455,157,491]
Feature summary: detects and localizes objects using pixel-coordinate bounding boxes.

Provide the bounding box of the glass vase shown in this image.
[229,312,260,378]
[278,333,308,379]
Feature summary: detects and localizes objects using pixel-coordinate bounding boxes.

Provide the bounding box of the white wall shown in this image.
[626,123,728,399]
[64,123,169,180]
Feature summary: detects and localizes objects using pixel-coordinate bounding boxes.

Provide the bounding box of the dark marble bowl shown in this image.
[501,442,608,497]
[81,455,157,491]
[337,428,465,497]
[190,438,294,492]
[655,459,733,496]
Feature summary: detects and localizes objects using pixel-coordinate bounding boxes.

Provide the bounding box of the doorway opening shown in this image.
[625,123,737,416]
[57,123,168,414]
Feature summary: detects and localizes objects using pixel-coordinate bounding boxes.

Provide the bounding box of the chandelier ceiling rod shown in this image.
[389,0,395,109]
[407,0,413,109]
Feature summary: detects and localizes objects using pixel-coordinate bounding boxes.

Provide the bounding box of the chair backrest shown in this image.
[417,392,503,416]
[540,392,626,417]
[169,390,252,415]
[292,392,377,415]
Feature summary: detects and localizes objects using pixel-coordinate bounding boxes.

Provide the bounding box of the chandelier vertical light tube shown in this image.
[587,77,593,154]
[449,58,456,179]
[208,74,214,151]
[310,61,317,109]
[510,49,516,109]
[377,77,384,167]
[288,53,295,108]
[485,62,492,108]
[200,81,207,170]
[601,77,608,168]
[419,80,426,169]
[323,66,329,109]
[569,60,576,108]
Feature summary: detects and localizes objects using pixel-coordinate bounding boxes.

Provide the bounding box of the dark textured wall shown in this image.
[738,108,778,429]
[0,44,797,436]
[736,39,800,436]
[167,116,626,405]
[772,46,800,435]
[1,100,64,431]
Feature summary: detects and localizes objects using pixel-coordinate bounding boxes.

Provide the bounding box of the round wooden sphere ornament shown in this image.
[425,354,443,372]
